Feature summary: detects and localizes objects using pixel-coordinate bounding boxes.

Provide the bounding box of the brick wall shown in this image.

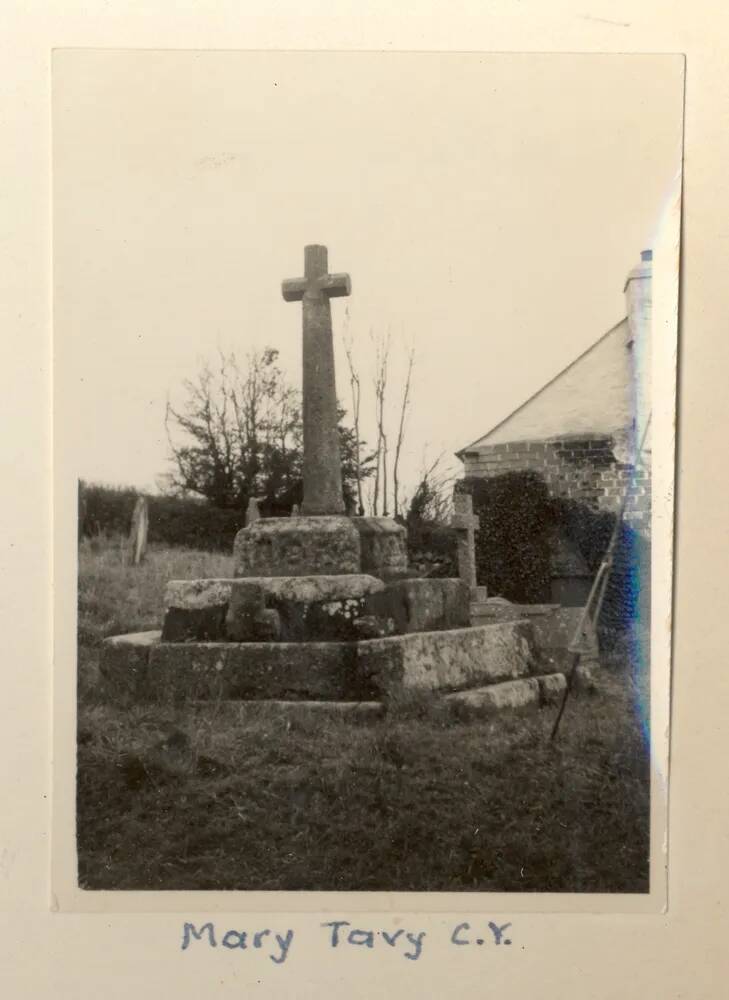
[461,434,651,534]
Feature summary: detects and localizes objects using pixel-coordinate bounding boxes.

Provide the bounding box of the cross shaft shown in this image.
[282,245,351,516]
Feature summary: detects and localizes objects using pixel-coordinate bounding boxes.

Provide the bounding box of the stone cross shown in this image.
[452,493,480,594]
[282,245,351,516]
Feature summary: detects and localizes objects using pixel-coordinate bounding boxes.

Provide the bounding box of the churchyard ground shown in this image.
[77,535,650,893]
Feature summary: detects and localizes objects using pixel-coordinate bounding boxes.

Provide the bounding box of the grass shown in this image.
[76,536,651,893]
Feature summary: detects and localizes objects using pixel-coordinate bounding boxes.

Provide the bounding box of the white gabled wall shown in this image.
[470,318,632,447]
[465,250,652,452]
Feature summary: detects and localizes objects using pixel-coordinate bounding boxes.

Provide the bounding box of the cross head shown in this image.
[282,244,351,303]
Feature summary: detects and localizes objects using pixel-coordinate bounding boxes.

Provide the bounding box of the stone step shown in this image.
[100,631,372,705]
[192,699,385,721]
[445,672,566,713]
[99,621,541,705]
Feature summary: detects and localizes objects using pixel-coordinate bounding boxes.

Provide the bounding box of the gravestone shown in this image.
[452,493,480,596]
[246,497,261,527]
[128,496,148,566]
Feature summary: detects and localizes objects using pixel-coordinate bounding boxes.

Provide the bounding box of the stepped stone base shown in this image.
[358,621,538,697]
[101,632,370,704]
[234,516,361,578]
[162,574,471,643]
[233,514,409,580]
[367,578,470,634]
[100,621,542,705]
[350,516,408,579]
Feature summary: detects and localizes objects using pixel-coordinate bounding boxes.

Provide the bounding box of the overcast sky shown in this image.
[54,50,683,504]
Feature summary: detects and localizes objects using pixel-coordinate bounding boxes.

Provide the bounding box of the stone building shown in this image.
[456,250,652,608]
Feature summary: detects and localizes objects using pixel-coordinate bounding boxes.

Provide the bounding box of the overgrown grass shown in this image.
[77,537,651,893]
[77,535,232,698]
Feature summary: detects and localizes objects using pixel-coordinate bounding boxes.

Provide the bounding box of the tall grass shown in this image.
[78,535,233,643]
[77,535,232,698]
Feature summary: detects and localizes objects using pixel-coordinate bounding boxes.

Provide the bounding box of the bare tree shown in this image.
[341,328,417,518]
[342,311,365,516]
[393,347,415,519]
[371,330,391,516]
[405,452,457,525]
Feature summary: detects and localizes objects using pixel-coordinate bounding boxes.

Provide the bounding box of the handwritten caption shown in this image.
[180,919,513,964]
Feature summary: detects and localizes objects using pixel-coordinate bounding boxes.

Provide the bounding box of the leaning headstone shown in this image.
[452,493,480,596]
[128,496,148,565]
[246,496,261,527]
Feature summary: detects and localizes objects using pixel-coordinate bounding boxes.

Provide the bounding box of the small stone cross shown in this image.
[452,492,480,594]
[282,245,351,516]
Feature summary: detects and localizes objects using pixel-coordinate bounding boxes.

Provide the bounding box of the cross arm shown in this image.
[281,277,307,302]
[452,512,480,531]
[318,272,351,298]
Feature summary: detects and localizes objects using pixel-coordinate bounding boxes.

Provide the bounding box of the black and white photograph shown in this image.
[53,50,682,900]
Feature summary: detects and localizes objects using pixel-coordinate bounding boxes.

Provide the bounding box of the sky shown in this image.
[53,50,683,506]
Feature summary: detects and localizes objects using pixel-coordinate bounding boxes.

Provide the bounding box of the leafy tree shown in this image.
[164,348,374,512]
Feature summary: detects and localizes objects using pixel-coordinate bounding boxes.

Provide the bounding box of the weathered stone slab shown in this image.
[357,621,538,697]
[350,516,409,579]
[164,574,389,643]
[224,580,268,641]
[234,516,361,577]
[164,579,233,609]
[444,677,540,713]
[146,639,373,703]
[101,631,376,703]
[537,672,567,705]
[99,631,159,703]
[367,578,470,634]
[470,601,600,674]
[251,574,384,603]
[252,574,385,642]
[162,579,234,641]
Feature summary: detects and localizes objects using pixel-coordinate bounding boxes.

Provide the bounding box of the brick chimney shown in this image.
[622,249,652,456]
[624,248,652,347]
